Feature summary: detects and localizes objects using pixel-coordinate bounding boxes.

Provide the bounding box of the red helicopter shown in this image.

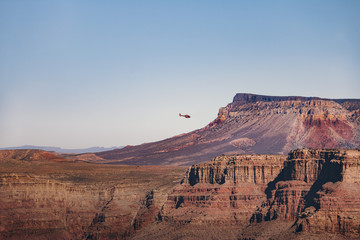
[179,113,191,118]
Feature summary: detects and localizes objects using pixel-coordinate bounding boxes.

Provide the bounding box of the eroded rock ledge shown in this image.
[160,149,360,238]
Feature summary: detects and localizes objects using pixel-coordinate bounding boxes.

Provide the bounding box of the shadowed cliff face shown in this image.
[251,149,360,237]
[133,149,360,240]
[91,93,360,166]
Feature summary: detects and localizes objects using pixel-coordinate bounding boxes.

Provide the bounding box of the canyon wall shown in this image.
[253,149,360,237]
[152,149,360,239]
[160,154,286,226]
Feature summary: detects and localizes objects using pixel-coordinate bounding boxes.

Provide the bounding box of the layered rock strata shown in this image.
[160,154,286,225]
[157,149,360,238]
[253,149,360,238]
[294,149,360,236]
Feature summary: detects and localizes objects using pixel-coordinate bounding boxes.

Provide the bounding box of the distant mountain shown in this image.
[0,145,122,154]
[90,93,360,166]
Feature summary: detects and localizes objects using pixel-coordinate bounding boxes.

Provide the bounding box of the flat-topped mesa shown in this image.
[214,93,347,125]
[232,93,320,104]
[209,94,359,154]
[232,93,360,105]
[221,94,351,118]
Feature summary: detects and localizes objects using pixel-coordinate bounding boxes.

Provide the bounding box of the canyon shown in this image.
[1,148,359,239]
[87,93,360,166]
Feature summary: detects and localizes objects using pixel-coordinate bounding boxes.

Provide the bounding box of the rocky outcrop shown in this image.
[154,149,360,239]
[90,93,360,166]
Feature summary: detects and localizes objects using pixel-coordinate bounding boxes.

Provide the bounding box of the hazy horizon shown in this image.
[1,1,360,149]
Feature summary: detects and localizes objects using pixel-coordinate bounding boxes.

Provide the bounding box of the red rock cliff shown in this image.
[159,149,360,238]
[160,154,286,225]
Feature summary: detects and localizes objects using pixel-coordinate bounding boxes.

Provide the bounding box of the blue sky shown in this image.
[1,0,359,148]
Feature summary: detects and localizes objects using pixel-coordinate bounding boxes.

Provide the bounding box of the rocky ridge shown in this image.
[92,93,360,166]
